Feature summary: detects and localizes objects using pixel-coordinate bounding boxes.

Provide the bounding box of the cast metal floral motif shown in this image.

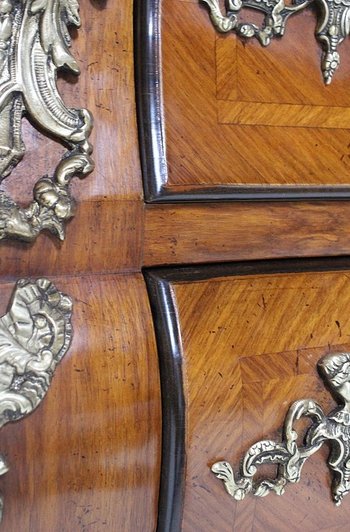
[201,0,350,84]
[0,278,73,519]
[0,0,93,242]
[212,352,350,505]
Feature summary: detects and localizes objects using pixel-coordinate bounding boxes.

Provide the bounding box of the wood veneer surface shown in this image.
[0,2,162,529]
[4,0,350,530]
[144,202,350,266]
[0,0,143,276]
[172,270,350,531]
[161,0,350,190]
[0,274,161,532]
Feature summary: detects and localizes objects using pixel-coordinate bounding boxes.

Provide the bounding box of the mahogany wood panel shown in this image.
[0,274,161,532]
[136,0,350,201]
[146,260,350,531]
[144,202,350,266]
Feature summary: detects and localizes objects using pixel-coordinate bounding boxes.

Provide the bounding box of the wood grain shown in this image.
[157,0,350,191]
[0,274,161,532]
[0,200,144,280]
[6,0,350,530]
[216,11,350,105]
[218,101,350,129]
[144,202,350,266]
[0,0,143,273]
[3,0,142,202]
[171,269,350,531]
[0,1,161,530]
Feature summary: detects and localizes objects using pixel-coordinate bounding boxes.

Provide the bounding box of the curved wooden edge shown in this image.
[134,0,168,200]
[134,0,350,202]
[144,270,186,532]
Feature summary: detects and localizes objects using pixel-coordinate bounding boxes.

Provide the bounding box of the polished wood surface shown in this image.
[0,1,161,530]
[0,200,144,280]
[159,0,350,193]
[0,274,161,532]
[1,0,143,275]
[169,268,350,531]
[144,202,350,266]
[3,0,350,530]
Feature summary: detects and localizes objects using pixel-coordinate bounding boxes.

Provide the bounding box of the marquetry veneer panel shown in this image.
[163,1,350,187]
[146,261,350,531]
[136,0,350,200]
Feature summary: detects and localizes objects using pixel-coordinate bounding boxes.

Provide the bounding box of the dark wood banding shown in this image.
[145,270,186,532]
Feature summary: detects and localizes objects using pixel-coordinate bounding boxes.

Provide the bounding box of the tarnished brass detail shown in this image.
[0,0,93,242]
[201,0,350,84]
[212,352,350,505]
[0,278,73,518]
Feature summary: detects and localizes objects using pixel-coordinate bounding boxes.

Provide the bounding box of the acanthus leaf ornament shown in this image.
[0,0,93,242]
[0,277,73,519]
[211,352,350,505]
[200,0,350,84]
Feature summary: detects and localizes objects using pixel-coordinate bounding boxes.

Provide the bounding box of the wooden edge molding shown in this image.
[145,256,350,286]
[134,0,168,201]
[144,270,186,532]
[144,256,350,531]
[134,0,350,202]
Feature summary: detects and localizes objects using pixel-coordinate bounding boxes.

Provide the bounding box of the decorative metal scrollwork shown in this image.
[212,352,350,505]
[0,278,73,519]
[0,0,93,242]
[201,0,350,84]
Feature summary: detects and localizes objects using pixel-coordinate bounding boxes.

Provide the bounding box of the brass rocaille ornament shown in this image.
[0,278,73,519]
[0,0,93,242]
[212,352,350,505]
[201,0,350,84]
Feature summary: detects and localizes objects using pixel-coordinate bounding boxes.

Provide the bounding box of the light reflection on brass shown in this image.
[0,0,93,242]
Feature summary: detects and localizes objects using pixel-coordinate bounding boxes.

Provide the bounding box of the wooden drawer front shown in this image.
[136,1,350,201]
[146,260,350,531]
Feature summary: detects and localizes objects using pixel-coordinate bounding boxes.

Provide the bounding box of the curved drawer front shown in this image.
[146,259,350,531]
